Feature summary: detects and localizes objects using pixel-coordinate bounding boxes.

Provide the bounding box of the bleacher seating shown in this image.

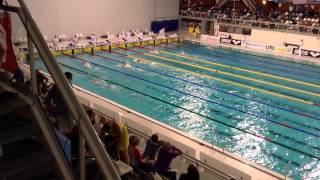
[179,0,320,27]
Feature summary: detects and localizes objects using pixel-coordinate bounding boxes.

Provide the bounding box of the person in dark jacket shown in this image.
[45,72,74,134]
[154,141,182,180]
[143,134,162,160]
[179,164,200,180]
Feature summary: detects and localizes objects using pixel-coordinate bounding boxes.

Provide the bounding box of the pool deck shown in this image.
[181,33,320,67]
[73,85,290,180]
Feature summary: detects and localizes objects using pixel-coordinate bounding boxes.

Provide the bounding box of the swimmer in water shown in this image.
[119,62,132,68]
[134,58,149,64]
[149,49,159,54]
[82,61,92,68]
[180,51,185,55]
[92,78,106,86]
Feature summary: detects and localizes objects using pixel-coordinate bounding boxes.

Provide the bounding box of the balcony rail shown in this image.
[179,10,320,36]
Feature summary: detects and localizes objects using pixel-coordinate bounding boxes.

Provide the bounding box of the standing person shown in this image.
[155,141,183,180]
[94,116,107,139]
[143,134,162,160]
[53,35,60,47]
[45,72,74,135]
[36,69,49,97]
[299,39,304,56]
[90,33,97,46]
[70,34,79,47]
[101,115,129,164]
[179,164,200,180]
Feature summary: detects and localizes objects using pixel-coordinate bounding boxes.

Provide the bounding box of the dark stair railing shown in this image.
[0,1,121,180]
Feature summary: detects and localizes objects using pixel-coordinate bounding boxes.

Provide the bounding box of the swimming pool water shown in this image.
[36,42,320,179]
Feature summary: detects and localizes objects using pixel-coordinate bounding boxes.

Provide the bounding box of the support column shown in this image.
[201,19,207,34]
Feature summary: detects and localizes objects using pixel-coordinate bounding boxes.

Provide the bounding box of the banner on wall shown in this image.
[292,48,320,58]
[244,41,267,50]
[218,32,230,38]
[220,38,242,46]
[283,42,299,49]
[200,34,217,44]
[0,12,18,72]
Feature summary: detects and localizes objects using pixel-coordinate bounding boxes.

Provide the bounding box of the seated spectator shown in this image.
[94,116,107,138]
[128,135,154,173]
[11,67,24,85]
[179,164,200,180]
[36,69,49,97]
[86,109,95,125]
[45,72,74,135]
[155,141,183,180]
[143,134,162,160]
[101,117,129,164]
[100,122,118,159]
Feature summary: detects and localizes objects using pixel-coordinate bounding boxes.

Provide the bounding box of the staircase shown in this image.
[0,87,56,180]
[242,0,256,14]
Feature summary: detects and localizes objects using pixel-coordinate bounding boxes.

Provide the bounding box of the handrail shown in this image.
[13,0,120,179]
[86,105,235,180]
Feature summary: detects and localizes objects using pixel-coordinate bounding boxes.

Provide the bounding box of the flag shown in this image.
[0,12,18,72]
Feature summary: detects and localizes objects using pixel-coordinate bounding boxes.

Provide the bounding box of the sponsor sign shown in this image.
[266,45,275,50]
[220,38,242,46]
[200,34,217,44]
[218,32,230,38]
[292,48,320,58]
[275,47,291,53]
[284,43,299,49]
[244,41,267,50]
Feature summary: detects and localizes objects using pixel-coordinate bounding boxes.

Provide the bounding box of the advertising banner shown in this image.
[200,34,217,44]
[220,38,242,46]
[292,48,320,58]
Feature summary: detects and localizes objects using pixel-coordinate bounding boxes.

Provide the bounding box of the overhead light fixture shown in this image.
[262,0,267,5]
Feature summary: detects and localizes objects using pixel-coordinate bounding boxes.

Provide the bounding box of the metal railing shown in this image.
[179,10,320,36]
[81,104,235,180]
[1,1,121,180]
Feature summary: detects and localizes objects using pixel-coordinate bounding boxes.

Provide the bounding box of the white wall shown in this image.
[155,0,180,18]
[218,27,320,52]
[7,0,179,40]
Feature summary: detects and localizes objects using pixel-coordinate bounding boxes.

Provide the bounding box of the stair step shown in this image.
[0,91,18,101]
[0,150,53,178]
[0,94,29,117]
[0,119,40,145]
[1,139,42,160]
[0,117,28,130]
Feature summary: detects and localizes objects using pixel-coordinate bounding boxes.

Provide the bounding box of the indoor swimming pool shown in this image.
[36,41,320,179]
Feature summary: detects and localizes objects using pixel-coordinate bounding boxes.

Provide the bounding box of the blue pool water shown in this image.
[37,42,320,179]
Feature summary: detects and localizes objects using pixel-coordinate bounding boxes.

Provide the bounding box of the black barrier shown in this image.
[283,42,299,49]
[151,19,179,33]
[292,48,320,58]
[220,38,242,46]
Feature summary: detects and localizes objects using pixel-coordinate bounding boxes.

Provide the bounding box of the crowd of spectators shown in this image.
[180,0,320,28]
